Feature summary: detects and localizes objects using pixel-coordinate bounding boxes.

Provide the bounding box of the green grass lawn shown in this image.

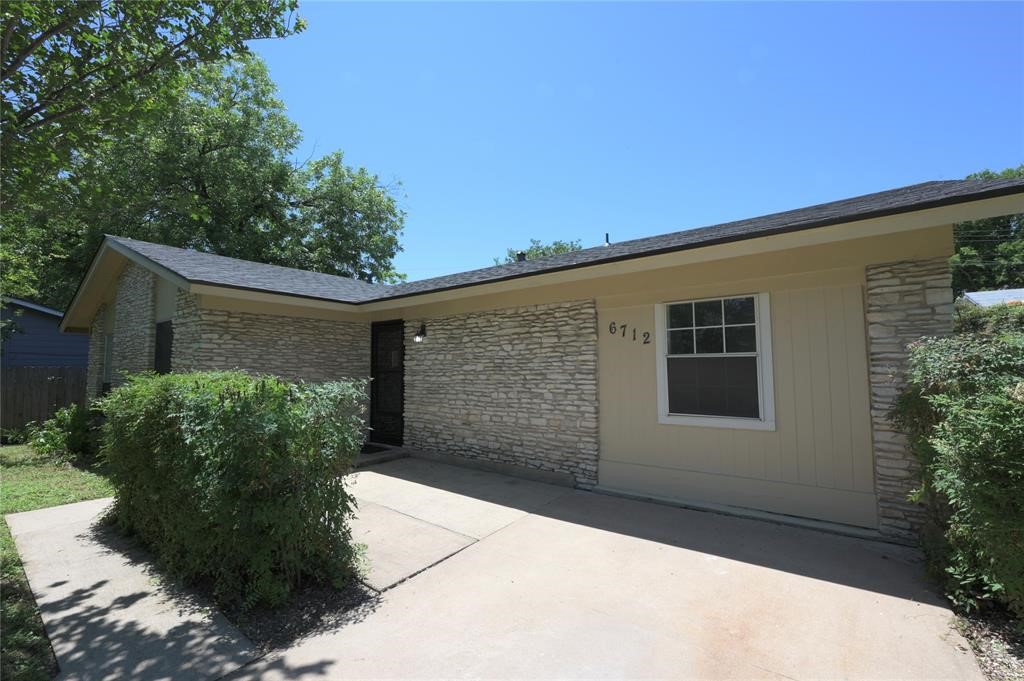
[1,445,113,681]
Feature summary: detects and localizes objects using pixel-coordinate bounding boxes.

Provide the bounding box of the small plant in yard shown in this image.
[891,303,1024,620]
[97,371,367,611]
[26,403,96,464]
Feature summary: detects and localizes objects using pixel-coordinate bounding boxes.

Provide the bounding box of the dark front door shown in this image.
[370,320,404,445]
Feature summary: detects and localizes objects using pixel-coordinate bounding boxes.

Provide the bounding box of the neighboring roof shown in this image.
[95,177,1024,307]
[963,289,1024,307]
[2,297,63,317]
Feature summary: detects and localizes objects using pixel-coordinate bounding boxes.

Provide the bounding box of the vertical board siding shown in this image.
[598,281,877,528]
[845,284,875,493]
[1,367,87,432]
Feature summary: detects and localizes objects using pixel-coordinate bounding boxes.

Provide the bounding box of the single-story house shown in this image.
[962,288,1024,307]
[60,178,1024,541]
[2,297,89,368]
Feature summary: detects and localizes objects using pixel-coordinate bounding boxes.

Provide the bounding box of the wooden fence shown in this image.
[1,366,87,433]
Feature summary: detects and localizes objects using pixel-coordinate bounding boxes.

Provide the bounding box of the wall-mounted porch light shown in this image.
[413,323,427,343]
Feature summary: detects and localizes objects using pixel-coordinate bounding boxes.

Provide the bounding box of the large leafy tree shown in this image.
[1,0,304,199]
[496,238,582,264]
[5,55,405,309]
[950,166,1024,296]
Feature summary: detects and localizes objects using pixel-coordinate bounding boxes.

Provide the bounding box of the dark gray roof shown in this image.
[109,177,1024,305]
[107,236,390,303]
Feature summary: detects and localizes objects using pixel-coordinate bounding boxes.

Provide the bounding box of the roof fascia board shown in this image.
[189,283,362,313]
[62,189,1024,327]
[361,193,1022,312]
[2,298,62,317]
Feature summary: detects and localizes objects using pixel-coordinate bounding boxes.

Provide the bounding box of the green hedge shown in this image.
[892,304,1024,617]
[97,371,366,610]
[954,299,1024,333]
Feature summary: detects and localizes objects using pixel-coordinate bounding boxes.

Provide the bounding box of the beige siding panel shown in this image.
[599,459,878,528]
[772,291,800,485]
[808,288,836,490]
[825,287,854,491]
[789,292,817,487]
[598,276,877,529]
[845,285,875,493]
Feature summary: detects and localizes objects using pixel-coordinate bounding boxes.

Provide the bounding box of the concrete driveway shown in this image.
[230,457,982,680]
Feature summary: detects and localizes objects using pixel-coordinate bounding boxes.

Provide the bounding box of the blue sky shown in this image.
[250,2,1024,282]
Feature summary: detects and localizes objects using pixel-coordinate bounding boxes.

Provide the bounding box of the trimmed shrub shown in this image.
[954,300,1024,334]
[97,371,366,610]
[892,312,1024,617]
[27,404,96,464]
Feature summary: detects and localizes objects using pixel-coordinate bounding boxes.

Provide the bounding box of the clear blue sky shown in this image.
[250,2,1024,282]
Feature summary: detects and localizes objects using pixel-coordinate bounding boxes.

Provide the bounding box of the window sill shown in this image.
[658,413,776,431]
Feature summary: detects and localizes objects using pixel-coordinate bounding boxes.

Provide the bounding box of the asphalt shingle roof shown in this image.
[109,177,1024,305]
[107,236,390,303]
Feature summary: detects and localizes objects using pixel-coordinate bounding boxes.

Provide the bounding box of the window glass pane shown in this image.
[668,329,694,355]
[667,303,693,329]
[694,300,722,326]
[667,356,759,418]
[725,325,756,353]
[695,327,724,354]
[724,296,755,324]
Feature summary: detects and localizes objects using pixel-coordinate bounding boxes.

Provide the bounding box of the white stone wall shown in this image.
[171,291,370,383]
[111,263,156,386]
[865,256,953,540]
[85,304,107,400]
[403,300,600,487]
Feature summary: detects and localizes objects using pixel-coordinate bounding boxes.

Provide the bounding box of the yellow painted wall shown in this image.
[589,225,953,529]
[597,276,876,527]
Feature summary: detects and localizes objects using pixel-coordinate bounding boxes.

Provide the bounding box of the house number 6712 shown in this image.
[608,322,651,344]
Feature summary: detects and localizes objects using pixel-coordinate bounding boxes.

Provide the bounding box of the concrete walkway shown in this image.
[6,499,259,681]
[9,458,983,680]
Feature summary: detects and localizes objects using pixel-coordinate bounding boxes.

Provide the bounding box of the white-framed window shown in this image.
[655,293,775,431]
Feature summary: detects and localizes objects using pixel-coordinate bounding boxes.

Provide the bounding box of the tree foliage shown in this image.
[496,238,583,264]
[2,56,405,309]
[951,166,1024,296]
[1,0,304,199]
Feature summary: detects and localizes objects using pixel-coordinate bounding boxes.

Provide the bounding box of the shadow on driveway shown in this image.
[365,456,940,605]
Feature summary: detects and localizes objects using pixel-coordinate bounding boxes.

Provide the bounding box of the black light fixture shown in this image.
[413,323,427,343]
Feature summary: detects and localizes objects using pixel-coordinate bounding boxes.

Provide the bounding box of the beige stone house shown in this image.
[61,178,1024,542]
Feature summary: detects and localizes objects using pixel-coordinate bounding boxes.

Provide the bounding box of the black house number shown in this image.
[608,322,651,344]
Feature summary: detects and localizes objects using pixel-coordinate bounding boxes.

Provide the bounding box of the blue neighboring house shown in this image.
[1,298,89,368]
[962,288,1024,307]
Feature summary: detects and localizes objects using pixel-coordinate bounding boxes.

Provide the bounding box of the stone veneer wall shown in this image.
[85,304,107,400]
[111,263,156,386]
[171,291,370,383]
[865,256,953,541]
[404,300,600,487]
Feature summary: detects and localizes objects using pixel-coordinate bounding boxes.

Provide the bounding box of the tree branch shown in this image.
[1,3,96,82]
[20,10,220,135]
